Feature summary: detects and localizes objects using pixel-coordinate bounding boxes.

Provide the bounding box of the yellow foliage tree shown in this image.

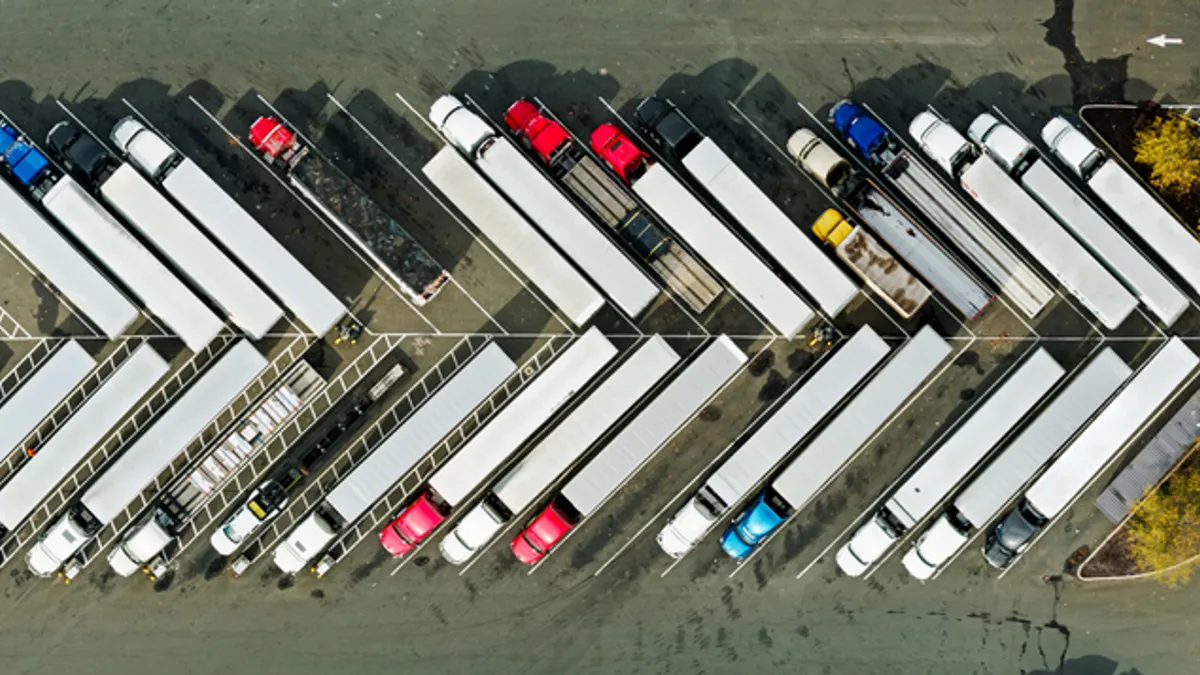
[1134,115,1200,197]
[1126,457,1200,586]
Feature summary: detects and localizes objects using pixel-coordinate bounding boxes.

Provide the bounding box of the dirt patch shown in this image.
[1080,104,1200,227]
[1081,534,1136,578]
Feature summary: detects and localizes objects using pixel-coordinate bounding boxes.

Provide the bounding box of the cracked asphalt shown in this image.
[1,0,1200,674]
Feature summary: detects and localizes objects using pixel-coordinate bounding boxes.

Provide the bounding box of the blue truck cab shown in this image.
[720,491,790,559]
[0,120,52,188]
[829,100,891,162]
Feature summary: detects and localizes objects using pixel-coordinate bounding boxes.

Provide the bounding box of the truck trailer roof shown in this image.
[80,341,267,525]
[0,341,93,462]
[704,326,889,507]
[560,335,747,516]
[324,342,516,521]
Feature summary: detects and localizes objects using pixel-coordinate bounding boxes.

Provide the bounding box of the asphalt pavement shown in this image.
[1,0,1200,674]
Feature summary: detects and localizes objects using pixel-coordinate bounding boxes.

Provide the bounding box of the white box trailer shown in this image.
[631,163,815,338]
[440,336,681,564]
[656,326,890,558]
[272,342,517,573]
[425,328,616,506]
[719,326,952,558]
[25,340,266,577]
[39,178,223,352]
[112,118,344,336]
[985,338,1199,567]
[0,341,93,461]
[902,347,1130,579]
[0,343,167,534]
[0,180,138,338]
[561,335,747,517]
[97,162,283,340]
[422,146,604,327]
[1043,117,1200,301]
[431,96,658,319]
[681,137,858,316]
[970,114,1186,326]
[837,347,1064,576]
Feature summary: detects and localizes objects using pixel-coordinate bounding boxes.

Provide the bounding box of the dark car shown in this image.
[982,501,1046,569]
[634,96,702,157]
[46,121,113,185]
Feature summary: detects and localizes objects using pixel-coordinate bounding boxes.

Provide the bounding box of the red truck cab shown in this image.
[591,123,651,184]
[503,100,571,164]
[380,493,447,556]
[248,117,297,158]
[511,503,574,564]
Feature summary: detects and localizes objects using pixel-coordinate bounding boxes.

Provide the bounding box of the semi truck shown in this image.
[1041,116,1200,302]
[26,341,266,579]
[440,336,680,565]
[248,116,451,307]
[503,100,722,315]
[111,117,346,336]
[422,145,604,327]
[108,359,326,577]
[828,100,1053,319]
[511,335,747,563]
[8,121,221,352]
[212,359,410,559]
[0,119,139,339]
[428,95,658,318]
[656,326,890,559]
[787,128,992,320]
[719,326,951,558]
[272,343,517,574]
[0,344,167,540]
[380,328,616,556]
[910,112,1138,330]
[967,113,1186,327]
[901,348,1130,580]
[811,208,932,319]
[594,118,814,339]
[0,342,94,483]
[984,337,1198,568]
[48,121,283,340]
[836,347,1064,577]
[623,97,856,316]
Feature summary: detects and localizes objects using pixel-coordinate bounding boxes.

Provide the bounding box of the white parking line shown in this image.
[120,98,310,338]
[997,355,1200,579]
[723,99,909,340]
[324,92,516,336]
[596,96,783,341]
[185,96,434,335]
[251,94,444,335]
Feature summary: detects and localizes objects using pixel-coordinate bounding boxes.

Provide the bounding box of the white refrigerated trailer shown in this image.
[837,347,1064,576]
[272,342,517,574]
[26,340,267,579]
[39,178,223,352]
[970,114,1186,326]
[112,118,345,336]
[657,326,889,558]
[680,136,858,316]
[901,347,1130,580]
[422,146,604,327]
[441,336,680,564]
[0,341,93,463]
[431,95,658,319]
[0,343,167,537]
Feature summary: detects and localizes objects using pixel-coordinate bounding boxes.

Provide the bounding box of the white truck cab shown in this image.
[110,117,177,178]
[967,114,1034,172]
[656,494,721,559]
[273,513,335,574]
[108,516,173,577]
[786,128,851,189]
[210,479,291,556]
[26,516,89,577]
[836,512,900,577]
[900,515,968,581]
[1041,118,1105,177]
[909,112,974,177]
[429,95,495,157]
[440,502,505,565]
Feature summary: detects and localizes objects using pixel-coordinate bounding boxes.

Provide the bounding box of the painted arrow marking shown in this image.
[1147,34,1183,48]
